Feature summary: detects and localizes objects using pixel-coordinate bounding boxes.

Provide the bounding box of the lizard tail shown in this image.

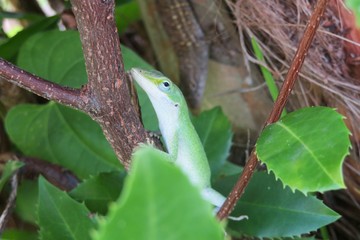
[202,188,248,221]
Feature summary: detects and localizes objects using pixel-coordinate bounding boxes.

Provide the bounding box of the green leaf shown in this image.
[0,16,59,61]
[17,30,87,88]
[93,146,224,240]
[69,171,125,214]
[122,44,153,71]
[2,229,38,240]
[192,107,233,175]
[15,180,38,224]
[115,1,141,34]
[214,161,242,179]
[38,177,96,240]
[5,103,121,179]
[0,11,43,22]
[0,160,23,191]
[213,172,339,238]
[5,30,125,178]
[250,37,286,117]
[256,107,350,193]
[115,0,132,5]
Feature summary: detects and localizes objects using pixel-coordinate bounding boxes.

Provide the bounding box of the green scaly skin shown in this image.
[130,68,226,208]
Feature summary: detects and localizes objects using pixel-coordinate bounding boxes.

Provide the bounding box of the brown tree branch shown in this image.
[19,156,80,191]
[0,0,154,170]
[217,0,329,220]
[70,0,150,169]
[0,59,86,110]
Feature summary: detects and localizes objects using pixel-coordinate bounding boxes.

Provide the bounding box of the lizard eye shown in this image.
[159,81,171,91]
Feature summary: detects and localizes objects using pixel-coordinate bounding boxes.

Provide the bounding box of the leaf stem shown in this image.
[217,0,329,220]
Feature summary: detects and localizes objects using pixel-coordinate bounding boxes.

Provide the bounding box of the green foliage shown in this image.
[0,16,59,61]
[5,103,121,179]
[251,37,286,117]
[1,229,38,240]
[214,161,243,179]
[0,10,350,239]
[69,171,125,214]
[17,30,87,87]
[256,107,350,194]
[0,160,23,191]
[38,177,96,240]
[115,1,141,34]
[214,172,339,238]
[250,38,278,100]
[0,11,43,22]
[93,146,225,240]
[346,0,360,26]
[115,0,132,5]
[192,107,232,175]
[15,180,38,224]
[6,31,120,179]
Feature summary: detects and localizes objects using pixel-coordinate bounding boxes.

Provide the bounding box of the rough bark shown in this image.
[0,0,154,170]
[70,0,151,169]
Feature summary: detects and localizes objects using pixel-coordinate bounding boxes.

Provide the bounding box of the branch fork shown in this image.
[0,0,151,170]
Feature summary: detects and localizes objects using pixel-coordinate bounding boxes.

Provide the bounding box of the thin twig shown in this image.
[19,156,80,191]
[0,59,86,111]
[217,0,329,220]
[0,153,79,191]
[0,173,19,232]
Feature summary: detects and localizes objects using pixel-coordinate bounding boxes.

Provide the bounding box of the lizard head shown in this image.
[130,68,187,114]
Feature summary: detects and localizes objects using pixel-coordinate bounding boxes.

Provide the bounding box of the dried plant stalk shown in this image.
[225,0,360,238]
[227,0,360,141]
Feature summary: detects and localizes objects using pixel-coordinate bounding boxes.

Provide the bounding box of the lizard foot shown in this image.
[147,130,161,140]
[228,215,248,221]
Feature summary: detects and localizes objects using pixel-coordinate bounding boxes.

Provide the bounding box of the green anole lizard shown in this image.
[130,68,247,220]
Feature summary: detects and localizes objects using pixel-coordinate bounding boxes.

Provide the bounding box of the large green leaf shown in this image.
[17,30,87,87]
[0,16,59,61]
[5,103,120,179]
[213,172,339,238]
[93,146,224,240]
[69,171,125,214]
[256,107,350,194]
[192,107,232,175]
[38,177,96,240]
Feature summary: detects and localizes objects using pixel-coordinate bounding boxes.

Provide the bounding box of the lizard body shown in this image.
[130,68,226,208]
